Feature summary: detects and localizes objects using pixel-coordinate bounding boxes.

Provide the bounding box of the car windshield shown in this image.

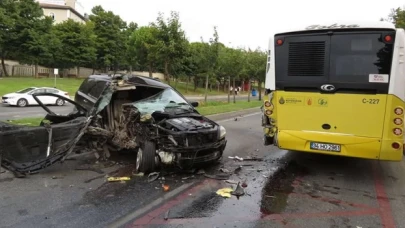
[132,88,193,115]
[16,87,35,94]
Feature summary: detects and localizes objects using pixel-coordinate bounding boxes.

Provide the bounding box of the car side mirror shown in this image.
[190,101,199,107]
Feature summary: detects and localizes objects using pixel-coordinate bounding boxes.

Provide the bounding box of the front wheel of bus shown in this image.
[264,135,274,146]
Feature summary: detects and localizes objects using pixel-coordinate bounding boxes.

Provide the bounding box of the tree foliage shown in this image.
[129,26,159,77]
[151,11,188,82]
[1,0,270,100]
[0,0,48,76]
[383,7,405,29]
[89,5,127,72]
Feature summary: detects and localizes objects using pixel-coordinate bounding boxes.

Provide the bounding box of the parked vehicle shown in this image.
[1,87,70,107]
[0,74,227,176]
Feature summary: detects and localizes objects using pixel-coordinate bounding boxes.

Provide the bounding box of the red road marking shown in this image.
[372,162,396,228]
[134,208,379,226]
[129,162,397,227]
[130,180,211,226]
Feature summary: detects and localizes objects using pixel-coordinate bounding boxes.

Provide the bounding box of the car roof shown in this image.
[38,87,62,90]
[88,74,170,89]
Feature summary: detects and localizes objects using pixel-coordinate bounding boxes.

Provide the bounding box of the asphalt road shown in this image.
[0,94,253,121]
[1,113,404,228]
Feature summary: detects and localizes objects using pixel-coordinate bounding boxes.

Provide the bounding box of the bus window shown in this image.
[329,33,394,84]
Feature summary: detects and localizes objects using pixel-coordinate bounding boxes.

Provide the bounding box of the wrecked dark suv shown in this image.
[0,75,227,176]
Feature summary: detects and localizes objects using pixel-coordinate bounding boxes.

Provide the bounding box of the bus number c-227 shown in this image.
[362,98,380,104]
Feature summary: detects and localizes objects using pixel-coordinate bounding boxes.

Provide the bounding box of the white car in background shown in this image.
[1,87,70,107]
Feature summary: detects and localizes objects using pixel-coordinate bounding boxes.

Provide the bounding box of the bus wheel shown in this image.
[264,135,274,146]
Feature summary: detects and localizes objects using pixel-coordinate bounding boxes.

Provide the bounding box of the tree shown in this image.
[152,11,188,83]
[124,22,138,73]
[188,42,210,92]
[129,26,160,77]
[89,6,127,73]
[204,26,220,102]
[18,16,53,78]
[178,44,198,93]
[51,19,97,77]
[0,0,46,76]
[217,47,246,103]
[383,7,405,28]
[245,48,267,101]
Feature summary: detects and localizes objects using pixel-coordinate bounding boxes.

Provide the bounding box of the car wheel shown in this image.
[17,98,28,107]
[136,141,156,174]
[56,98,65,106]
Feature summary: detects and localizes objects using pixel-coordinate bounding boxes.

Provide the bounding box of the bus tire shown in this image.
[264,135,274,146]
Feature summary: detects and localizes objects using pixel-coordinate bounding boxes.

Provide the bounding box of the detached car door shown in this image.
[0,93,90,176]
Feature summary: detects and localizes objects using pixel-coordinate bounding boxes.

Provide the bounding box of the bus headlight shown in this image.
[219,125,226,139]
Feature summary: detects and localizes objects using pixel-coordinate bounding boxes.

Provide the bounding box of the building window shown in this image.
[49,12,55,20]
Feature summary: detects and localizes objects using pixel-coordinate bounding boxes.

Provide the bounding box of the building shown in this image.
[36,0,86,24]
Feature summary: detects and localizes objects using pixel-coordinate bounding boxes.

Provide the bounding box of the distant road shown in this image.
[0,94,258,120]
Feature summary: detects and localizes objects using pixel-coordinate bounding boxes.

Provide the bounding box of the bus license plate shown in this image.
[310,142,341,152]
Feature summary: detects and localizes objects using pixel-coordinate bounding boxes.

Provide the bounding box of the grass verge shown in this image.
[0,77,84,96]
[0,77,229,96]
[5,118,45,126]
[4,100,262,126]
[196,100,262,116]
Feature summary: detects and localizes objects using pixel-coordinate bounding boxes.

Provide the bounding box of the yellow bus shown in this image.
[262,21,405,161]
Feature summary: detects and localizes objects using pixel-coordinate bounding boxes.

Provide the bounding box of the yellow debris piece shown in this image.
[107,177,131,182]
[216,188,234,198]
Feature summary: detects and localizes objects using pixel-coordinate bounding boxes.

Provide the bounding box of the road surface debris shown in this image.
[216,188,233,198]
[107,177,130,182]
[148,172,160,182]
[162,184,170,191]
[231,182,245,197]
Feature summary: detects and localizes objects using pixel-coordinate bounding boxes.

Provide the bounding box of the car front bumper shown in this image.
[1,98,18,105]
[161,139,227,169]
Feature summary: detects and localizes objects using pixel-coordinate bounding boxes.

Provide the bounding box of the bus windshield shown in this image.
[274,30,395,94]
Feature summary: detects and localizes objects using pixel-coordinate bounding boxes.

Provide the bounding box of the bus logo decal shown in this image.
[320,84,336,92]
[318,98,328,106]
[279,97,285,104]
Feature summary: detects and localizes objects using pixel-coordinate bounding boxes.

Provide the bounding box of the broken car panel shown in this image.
[0,93,93,176]
[0,75,227,176]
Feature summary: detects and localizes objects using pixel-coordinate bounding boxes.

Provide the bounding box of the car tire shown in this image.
[136,141,156,174]
[17,98,28,107]
[56,98,65,106]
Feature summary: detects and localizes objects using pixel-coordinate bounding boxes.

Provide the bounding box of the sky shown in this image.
[78,0,404,50]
